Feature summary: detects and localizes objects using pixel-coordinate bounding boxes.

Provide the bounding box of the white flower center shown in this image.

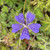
[23,24,27,27]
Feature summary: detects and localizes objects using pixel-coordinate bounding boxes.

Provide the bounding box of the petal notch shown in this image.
[28,23,41,33]
[26,12,35,24]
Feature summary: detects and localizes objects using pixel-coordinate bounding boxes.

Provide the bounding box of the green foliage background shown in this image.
[0,0,50,50]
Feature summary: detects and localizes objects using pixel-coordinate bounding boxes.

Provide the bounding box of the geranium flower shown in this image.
[12,12,41,40]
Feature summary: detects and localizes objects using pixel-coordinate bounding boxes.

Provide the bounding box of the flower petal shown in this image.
[20,27,30,40]
[15,13,24,23]
[28,23,41,33]
[12,28,19,33]
[26,12,35,24]
[12,24,23,33]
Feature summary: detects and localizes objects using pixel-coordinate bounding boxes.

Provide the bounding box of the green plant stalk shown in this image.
[23,0,26,14]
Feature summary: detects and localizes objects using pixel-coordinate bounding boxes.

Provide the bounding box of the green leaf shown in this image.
[1,12,7,17]
[2,29,7,35]
[2,6,8,12]
[0,0,4,5]
[34,8,44,19]
[2,46,6,50]
[38,43,45,50]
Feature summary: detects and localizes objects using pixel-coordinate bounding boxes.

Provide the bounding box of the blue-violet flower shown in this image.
[12,12,41,40]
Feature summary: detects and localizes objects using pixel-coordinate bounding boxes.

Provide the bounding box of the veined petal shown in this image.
[12,28,19,33]
[20,27,30,40]
[26,12,35,25]
[28,23,41,33]
[12,24,23,33]
[15,13,24,23]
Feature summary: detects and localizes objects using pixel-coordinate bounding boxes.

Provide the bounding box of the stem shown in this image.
[23,0,26,14]
[27,33,36,50]
[32,33,36,41]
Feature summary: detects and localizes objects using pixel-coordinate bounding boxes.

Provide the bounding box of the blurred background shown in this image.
[0,0,50,50]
